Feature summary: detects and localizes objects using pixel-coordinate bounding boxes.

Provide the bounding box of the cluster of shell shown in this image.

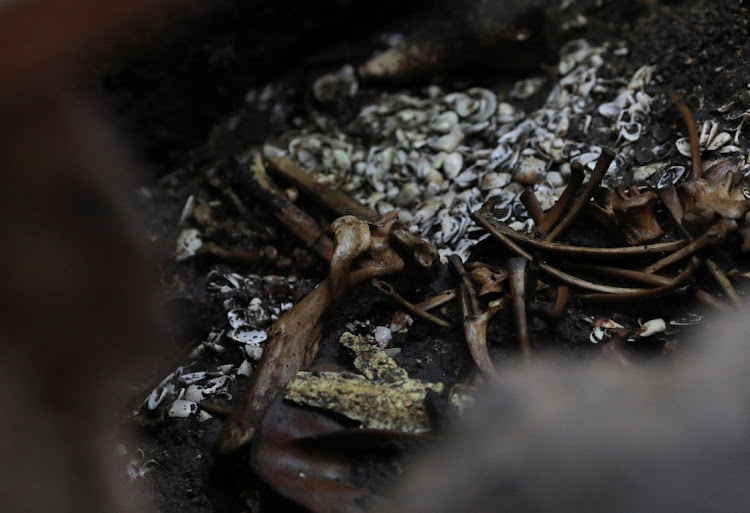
[141,269,297,420]
[261,40,666,260]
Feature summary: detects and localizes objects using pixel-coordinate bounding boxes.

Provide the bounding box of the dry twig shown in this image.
[506,258,532,362]
[545,148,615,241]
[705,259,743,307]
[451,255,506,375]
[371,279,451,328]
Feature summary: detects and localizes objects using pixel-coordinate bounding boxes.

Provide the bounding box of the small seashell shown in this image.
[237,360,253,377]
[332,148,351,171]
[656,165,686,189]
[514,156,547,185]
[384,348,401,358]
[631,162,663,183]
[497,102,522,123]
[598,101,620,119]
[558,39,590,75]
[707,131,732,151]
[675,137,693,157]
[636,318,667,337]
[488,143,513,169]
[574,151,601,169]
[454,167,480,188]
[466,87,497,123]
[545,171,564,188]
[398,210,414,224]
[430,111,459,133]
[175,229,203,262]
[481,172,512,190]
[245,344,264,361]
[444,92,475,117]
[228,327,268,345]
[390,311,414,333]
[147,386,169,410]
[202,376,228,395]
[590,326,606,343]
[168,400,197,418]
[431,130,464,152]
[227,308,248,329]
[178,195,195,225]
[377,202,396,216]
[180,371,207,385]
[699,120,719,148]
[443,152,463,179]
[183,385,205,403]
[618,121,642,142]
[593,318,624,329]
[720,145,743,154]
[425,169,445,187]
[395,182,421,207]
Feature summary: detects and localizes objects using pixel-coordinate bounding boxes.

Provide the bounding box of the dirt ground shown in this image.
[100,1,750,511]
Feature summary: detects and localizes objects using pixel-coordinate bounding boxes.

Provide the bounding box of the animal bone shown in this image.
[217,215,404,452]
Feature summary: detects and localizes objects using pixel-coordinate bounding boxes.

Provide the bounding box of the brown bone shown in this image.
[217,215,404,452]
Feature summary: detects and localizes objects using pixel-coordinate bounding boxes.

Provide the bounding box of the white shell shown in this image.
[394,182,420,207]
[488,143,513,169]
[593,318,624,329]
[466,88,497,123]
[675,137,693,157]
[598,102,620,119]
[590,327,606,343]
[180,371,207,385]
[202,376,228,395]
[497,102,523,123]
[431,130,464,152]
[481,172,512,190]
[175,229,203,262]
[183,385,205,402]
[237,359,253,377]
[227,308,248,329]
[168,400,197,418]
[454,167,480,188]
[636,318,667,337]
[430,111,459,133]
[699,120,719,148]
[146,386,169,410]
[228,327,268,345]
[390,313,413,333]
[514,156,547,184]
[443,152,463,178]
[545,171,564,188]
[178,195,195,225]
[618,121,642,142]
[656,166,686,189]
[631,163,663,183]
[245,344,264,361]
[720,145,743,154]
[707,132,732,151]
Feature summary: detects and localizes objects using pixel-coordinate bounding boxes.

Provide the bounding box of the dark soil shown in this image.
[102,1,750,511]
